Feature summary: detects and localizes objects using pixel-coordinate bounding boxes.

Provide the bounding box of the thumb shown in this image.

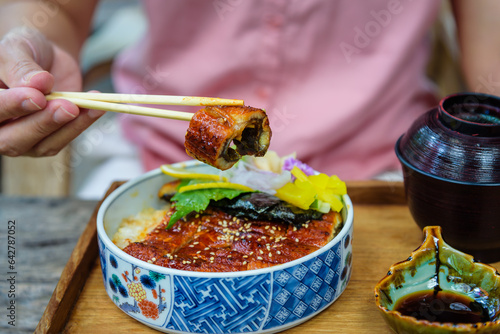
[0,27,55,94]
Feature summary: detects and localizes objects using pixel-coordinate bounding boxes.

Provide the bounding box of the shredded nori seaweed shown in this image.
[211,192,324,226]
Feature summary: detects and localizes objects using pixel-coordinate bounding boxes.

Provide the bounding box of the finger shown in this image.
[0,87,47,123]
[0,27,55,93]
[26,108,106,157]
[0,99,79,156]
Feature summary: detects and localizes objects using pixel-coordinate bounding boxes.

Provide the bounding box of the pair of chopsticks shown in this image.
[2,89,244,121]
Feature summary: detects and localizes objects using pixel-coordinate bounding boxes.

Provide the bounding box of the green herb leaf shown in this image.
[167,179,251,228]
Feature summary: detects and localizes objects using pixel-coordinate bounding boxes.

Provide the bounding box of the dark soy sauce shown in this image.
[394,290,491,324]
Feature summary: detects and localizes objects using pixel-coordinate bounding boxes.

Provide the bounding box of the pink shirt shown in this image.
[113,0,440,180]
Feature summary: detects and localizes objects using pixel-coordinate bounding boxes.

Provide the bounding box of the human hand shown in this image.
[0,27,105,157]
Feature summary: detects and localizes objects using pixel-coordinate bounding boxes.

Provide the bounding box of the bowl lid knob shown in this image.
[439,93,500,137]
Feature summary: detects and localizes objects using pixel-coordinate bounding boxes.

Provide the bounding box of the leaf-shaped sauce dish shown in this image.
[375,226,500,333]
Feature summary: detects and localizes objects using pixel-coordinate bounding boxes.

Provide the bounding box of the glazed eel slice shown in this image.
[184,105,271,170]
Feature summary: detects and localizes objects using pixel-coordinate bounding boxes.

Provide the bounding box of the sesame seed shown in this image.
[205,247,210,250]
[196,251,201,254]
[243,261,247,265]
[269,253,272,257]
[259,249,264,254]
[257,256,263,260]
[152,257,156,261]
[147,260,153,263]
[277,251,281,255]
[295,238,299,242]
[243,255,248,258]
[265,226,270,230]
[210,257,215,261]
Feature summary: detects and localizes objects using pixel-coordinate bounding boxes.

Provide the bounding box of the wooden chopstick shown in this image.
[45,95,195,121]
[0,89,245,121]
[48,91,245,106]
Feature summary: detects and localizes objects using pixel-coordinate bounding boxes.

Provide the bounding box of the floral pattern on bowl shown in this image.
[374,226,500,334]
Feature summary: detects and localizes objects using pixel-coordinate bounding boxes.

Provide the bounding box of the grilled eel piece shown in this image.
[122,206,343,272]
[185,105,271,170]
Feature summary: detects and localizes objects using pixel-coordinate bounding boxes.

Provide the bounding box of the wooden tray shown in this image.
[36,181,500,333]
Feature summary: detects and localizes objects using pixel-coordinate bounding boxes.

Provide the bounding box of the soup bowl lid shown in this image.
[397,92,500,184]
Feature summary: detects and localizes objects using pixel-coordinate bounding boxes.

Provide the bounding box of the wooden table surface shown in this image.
[32,181,500,333]
[0,196,98,334]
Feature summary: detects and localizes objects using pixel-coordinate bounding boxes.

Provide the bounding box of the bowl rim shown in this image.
[96,161,354,278]
[395,136,500,186]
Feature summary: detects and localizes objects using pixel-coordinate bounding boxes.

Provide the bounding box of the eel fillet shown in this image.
[185,105,271,170]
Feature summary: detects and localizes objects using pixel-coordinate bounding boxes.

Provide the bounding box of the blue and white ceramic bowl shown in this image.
[97,161,354,334]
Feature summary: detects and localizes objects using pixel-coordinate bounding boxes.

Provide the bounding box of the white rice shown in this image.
[112,206,169,249]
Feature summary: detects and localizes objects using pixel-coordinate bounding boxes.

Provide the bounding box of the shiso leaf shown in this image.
[167,179,252,228]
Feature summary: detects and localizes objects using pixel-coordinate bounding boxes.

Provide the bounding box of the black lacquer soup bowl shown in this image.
[396,92,500,263]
